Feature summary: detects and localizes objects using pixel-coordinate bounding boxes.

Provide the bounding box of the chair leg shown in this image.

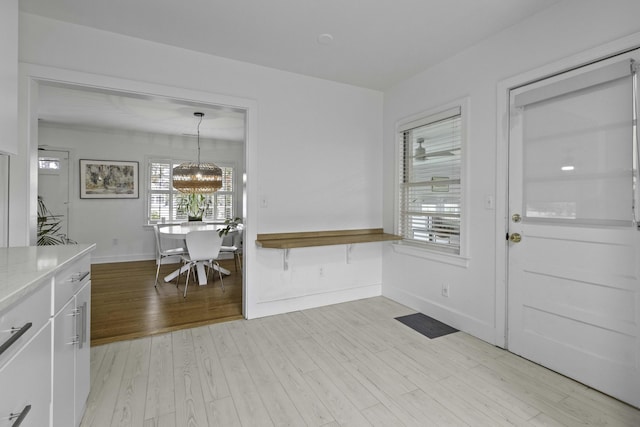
[234,252,242,272]
[176,260,185,288]
[155,260,161,288]
[206,260,213,281]
[214,261,225,292]
[176,263,181,288]
[183,264,192,298]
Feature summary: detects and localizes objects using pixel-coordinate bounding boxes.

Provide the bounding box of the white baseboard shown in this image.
[91,253,155,264]
[383,284,498,346]
[247,283,382,319]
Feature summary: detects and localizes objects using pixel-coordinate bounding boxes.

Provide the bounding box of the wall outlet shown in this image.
[441,283,450,297]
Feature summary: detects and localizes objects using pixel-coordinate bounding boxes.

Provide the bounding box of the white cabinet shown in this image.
[0,323,52,427]
[0,281,52,427]
[0,245,95,427]
[0,0,18,155]
[52,255,91,427]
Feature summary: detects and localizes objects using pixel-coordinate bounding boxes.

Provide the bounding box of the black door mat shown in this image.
[395,313,458,339]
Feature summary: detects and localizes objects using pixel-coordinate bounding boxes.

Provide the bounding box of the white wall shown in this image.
[38,123,243,263]
[18,13,384,318]
[382,0,640,344]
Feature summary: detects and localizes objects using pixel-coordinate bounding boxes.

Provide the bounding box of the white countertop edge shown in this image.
[0,243,96,314]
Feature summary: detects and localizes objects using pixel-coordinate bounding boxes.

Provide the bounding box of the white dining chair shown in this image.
[219,226,243,272]
[180,230,224,298]
[153,224,188,287]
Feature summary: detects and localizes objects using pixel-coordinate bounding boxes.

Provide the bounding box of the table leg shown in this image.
[211,264,231,276]
[165,261,230,286]
[196,262,208,285]
[164,264,189,283]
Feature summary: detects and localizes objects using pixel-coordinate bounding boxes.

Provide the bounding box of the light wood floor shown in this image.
[81,297,640,427]
[91,259,243,345]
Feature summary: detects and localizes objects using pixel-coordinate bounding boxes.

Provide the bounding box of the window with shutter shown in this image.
[397,106,463,254]
[147,159,234,224]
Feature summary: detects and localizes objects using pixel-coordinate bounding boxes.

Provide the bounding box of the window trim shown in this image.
[393,97,469,260]
[145,157,236,225]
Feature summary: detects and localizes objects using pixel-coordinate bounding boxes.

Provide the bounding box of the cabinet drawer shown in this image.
[0,282,51,370]
[0,322,52,427]
[53,254,91,315]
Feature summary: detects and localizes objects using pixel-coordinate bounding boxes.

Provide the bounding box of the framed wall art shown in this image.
[80,159,139,199]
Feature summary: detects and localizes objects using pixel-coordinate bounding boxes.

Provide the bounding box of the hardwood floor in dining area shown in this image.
[90,259,243,345]
[81,297,640,427]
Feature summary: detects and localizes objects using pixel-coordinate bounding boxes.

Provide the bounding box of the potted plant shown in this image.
[37,196,75,245]
[177,193,210,221]
[218,216,242,237]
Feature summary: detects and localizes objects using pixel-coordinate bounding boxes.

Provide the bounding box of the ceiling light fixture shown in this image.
[172,112,223,194]
[317,33,334,45]
[415,138,426,160]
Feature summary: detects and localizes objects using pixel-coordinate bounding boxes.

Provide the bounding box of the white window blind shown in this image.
[147,159,233,224]
[511,60,634,226]
[398,107,462,254]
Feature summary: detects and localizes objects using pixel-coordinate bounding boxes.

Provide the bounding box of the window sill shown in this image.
[391,242,469,268]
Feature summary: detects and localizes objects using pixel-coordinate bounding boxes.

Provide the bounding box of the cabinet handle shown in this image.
[9,404,31,427]
[0,323,32,357]
[69,271,90,283]
[76,302,88,349]
[81,301,88,347]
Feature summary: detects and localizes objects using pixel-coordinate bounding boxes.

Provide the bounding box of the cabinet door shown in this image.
[0,323,52,427]
[0,281,51,370]
[75,281,91,426]
[52,297,77,427]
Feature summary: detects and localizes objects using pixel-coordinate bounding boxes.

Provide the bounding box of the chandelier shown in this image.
[172,112,223,194]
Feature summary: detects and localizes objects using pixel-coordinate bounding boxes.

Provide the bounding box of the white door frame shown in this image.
[15,63,258,318]
[494,32,640,348]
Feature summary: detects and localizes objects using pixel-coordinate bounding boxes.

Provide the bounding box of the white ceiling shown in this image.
[37,83,247,141]
[22,0,562,138]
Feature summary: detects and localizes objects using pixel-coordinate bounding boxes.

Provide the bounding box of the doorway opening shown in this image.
[28,72,253,342]
[37,148,71,245]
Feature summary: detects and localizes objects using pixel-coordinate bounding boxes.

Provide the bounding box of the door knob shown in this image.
[509,233,522,243]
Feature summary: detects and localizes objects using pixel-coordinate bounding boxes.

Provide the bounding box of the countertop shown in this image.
[0,244,96,314]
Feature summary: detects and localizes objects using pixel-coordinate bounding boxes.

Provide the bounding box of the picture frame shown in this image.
[80,159,139,199]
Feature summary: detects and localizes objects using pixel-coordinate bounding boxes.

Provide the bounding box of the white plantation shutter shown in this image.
[398,107,462,254]
[148,161,173,222]
[147,159,234,224]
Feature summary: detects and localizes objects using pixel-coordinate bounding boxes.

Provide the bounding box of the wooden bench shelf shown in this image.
[256,228,402,249]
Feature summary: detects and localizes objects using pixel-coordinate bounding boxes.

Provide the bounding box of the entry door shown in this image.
[38,149,70,243]
[508,51,640,407]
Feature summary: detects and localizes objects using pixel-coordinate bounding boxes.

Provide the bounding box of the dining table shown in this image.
[159,223,232,285]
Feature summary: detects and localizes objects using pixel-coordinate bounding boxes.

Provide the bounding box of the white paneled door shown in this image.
[508,50,640,408]
[38,149,70,243]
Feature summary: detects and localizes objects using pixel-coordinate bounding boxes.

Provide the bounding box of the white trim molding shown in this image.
[18,62,259,319]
